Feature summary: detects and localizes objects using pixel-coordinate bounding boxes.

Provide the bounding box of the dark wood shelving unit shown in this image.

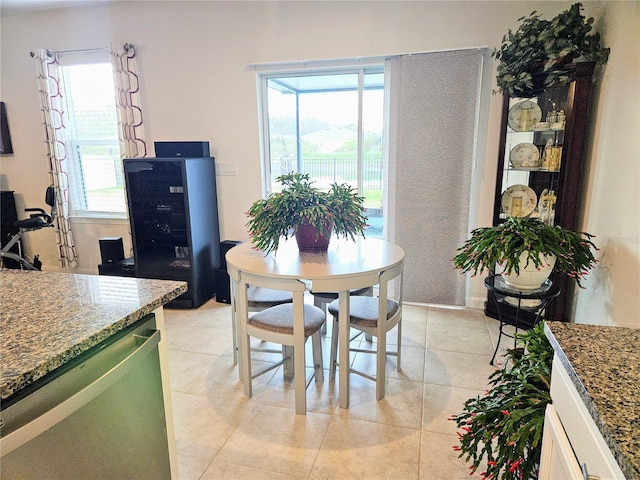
[486,62,595,324]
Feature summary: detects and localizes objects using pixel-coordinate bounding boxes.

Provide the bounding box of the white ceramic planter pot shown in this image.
[500,252,556,290]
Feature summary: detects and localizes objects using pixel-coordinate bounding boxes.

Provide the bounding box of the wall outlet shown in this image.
[216,161,237,176]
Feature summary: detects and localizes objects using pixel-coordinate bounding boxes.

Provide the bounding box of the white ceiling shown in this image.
[0,0,111,16]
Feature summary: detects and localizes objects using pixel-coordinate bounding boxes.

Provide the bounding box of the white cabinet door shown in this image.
[542,356,627,480]
[540,404,584,480]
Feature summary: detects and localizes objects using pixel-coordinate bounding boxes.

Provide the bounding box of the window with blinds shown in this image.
[60,61,125,215]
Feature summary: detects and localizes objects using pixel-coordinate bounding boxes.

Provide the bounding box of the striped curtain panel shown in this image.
[33,49,78,269]
[385,49,484,305]
[33,43,146,266]
[110,42,147,158]
[110,42,147,257]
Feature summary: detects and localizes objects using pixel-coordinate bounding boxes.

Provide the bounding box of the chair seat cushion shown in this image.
[250,303,325,336]
[327,296,399,328]
[247,286,293,308]
[15,217,46,229]
[310,286,371,300]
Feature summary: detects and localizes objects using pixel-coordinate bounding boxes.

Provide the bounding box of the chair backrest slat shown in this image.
[239,271,306,293]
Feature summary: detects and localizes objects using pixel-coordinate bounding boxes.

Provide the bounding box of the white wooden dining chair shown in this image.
[327,262,403,400]
[230,285,293,371]
[311,286,373,336]
[235,271,325,415]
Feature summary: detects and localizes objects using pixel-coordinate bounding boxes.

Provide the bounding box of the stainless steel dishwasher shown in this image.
[0,314,172,479]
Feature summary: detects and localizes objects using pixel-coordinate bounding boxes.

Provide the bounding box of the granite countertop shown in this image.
[0,270,187,401]
[544,321,640,479]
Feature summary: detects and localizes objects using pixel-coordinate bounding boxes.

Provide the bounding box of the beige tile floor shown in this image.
[164,299,515,480]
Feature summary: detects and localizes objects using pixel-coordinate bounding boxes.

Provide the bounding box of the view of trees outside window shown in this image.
[61,62,125,215]
[264,70,384,235]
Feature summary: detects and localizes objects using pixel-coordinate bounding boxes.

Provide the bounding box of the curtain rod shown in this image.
[30,43,134,58]
[246,46,487,71]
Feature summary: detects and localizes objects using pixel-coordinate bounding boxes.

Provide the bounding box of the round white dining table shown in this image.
[226,235,405,408]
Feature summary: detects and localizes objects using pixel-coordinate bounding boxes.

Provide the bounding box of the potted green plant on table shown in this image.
[451,322,553,480]
[493,2,610,96]
[452,216,597,289]
[246,173,367,254]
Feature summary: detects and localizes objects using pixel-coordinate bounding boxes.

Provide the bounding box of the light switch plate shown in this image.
[216,161,237,176]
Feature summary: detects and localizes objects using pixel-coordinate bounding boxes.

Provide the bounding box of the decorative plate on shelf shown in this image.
[509,143,540,168]
[507,100,542,132]
[501,184,537,218]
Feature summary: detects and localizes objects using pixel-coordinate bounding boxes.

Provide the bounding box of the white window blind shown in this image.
[60,58,125,215]
[385,49,485,305]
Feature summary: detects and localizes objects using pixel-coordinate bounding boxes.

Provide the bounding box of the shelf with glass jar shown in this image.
[506,134,564,172]
[505,93,567,173]
[499,93,567,225]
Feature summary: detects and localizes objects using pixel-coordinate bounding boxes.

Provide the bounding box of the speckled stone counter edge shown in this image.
[544,322,638,479]
[2,289,186,400]
[1,272,187,401]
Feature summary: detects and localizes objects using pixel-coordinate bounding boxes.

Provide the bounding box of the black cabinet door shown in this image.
[124,158,220,308]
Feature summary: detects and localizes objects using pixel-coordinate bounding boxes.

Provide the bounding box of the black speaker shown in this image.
[98,256,135,277]
[215,268,231,304]
[119,257,136,276]
[154,141,210,158]
[99,237,125,264]
[98,262,120,276]
[220,240,242,269]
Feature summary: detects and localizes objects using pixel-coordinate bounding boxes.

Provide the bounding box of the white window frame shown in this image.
[256,63,385,198]
[58,53,126,219]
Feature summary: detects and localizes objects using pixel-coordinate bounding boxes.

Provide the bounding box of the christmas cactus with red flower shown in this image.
[246,173,367,254]
[452,216,598,287]
[450,323,553,479]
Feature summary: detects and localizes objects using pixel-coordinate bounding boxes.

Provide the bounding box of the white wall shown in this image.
[1,1,638,327]
[572,2,640,328]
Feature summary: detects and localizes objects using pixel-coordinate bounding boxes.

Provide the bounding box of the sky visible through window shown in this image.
[269,88,383,131]
[265,73,385,236]
[64,63,117,118]
[61,62,125,214]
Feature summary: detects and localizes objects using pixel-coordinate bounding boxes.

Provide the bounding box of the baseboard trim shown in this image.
[468,296,486,310]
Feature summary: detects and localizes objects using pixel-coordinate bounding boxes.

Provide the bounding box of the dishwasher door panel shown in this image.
[1,316,171,480]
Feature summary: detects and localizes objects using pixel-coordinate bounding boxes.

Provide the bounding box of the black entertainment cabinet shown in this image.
[123,157,220,308]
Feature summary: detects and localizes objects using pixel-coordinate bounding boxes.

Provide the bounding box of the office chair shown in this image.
[1,186,56,270]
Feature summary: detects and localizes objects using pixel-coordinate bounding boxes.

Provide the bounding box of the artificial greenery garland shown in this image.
[493,3,610,96]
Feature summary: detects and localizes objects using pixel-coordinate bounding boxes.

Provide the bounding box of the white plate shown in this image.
[501,184,537,218]
[509,143,540,168]
[507,100,543,132]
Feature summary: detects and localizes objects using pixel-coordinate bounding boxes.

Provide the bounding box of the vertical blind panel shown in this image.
[386,49,483,305]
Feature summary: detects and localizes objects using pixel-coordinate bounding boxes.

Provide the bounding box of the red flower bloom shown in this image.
[509,458,523,474]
